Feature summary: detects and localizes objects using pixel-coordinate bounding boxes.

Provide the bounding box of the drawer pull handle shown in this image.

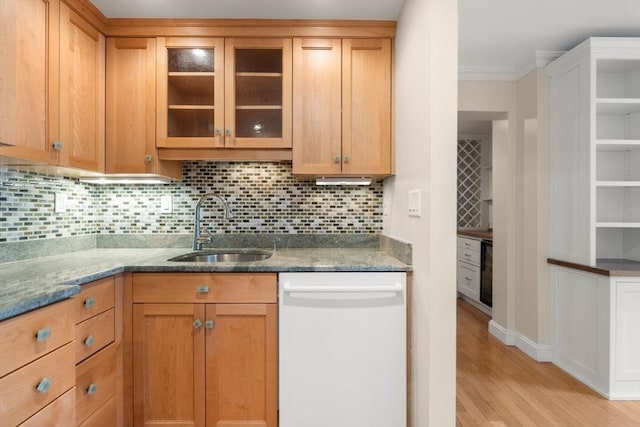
[193,319,202,329]
[196,285,209,294]
[465,277,472,281]
[84,297,95,308]
[87,383,98,395]
[36,378,52,393]
[205,320,214,329]
[84,335,95,346]
[36,327,51,342]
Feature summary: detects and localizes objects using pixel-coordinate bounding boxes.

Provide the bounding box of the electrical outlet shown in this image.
[408,189,421,217]
[54,193,67,213]
[160,195,173,213]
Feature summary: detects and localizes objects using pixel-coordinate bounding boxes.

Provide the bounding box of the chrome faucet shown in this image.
[193,194,234,251]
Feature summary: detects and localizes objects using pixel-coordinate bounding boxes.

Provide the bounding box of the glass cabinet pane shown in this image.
[168,75,214,105]
[168,110,214,137]
[235,110,282,138]
[234,48,284,139]
[235,76,282,106]
[235,49,282,73]
[168,48,214,72]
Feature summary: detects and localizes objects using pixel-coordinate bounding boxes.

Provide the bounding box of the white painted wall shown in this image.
[458,71,552,356]
[384,0,458,425]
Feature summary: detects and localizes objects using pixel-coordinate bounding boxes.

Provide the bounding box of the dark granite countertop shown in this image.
[0,247,410,321]
[457,229,493,241]
[547,258,640,276]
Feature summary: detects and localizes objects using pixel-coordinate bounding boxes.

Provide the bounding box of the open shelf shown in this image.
[596,99,640,115]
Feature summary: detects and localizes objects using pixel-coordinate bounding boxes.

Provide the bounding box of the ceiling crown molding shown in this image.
[459,50,565,82]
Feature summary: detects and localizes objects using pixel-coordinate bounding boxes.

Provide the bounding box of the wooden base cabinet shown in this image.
[132,273,277,427]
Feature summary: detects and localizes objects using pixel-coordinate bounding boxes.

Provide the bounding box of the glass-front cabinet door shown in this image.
[224,38,292,148]
[157,37,224,148]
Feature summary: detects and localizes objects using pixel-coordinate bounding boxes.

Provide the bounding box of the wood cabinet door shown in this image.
[205,304,277,427]
[133,303,205,427]
[106,39,157,174]
[292,38,342,175]
[224,38,292,149]
[0,0,59,164]
[59,3,105,172]
[342,38,392,176]
[156,37,225,148]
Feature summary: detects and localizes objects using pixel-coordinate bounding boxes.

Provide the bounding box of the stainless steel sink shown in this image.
[167,249,272,263]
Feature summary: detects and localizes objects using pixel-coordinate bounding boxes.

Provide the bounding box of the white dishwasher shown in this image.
[279,272,406,427]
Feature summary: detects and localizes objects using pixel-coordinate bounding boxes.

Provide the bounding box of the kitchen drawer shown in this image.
[457,261,480,301]
[19,388,76,427]
[74,277,115,324]
[76,343,118,425]
[78,395,117,427]
[0,298,74,377]
[458,247,480,266]
[132,273,277,303]
[457,236,481,252]
[0,342,75,426]
[75,308,115,363]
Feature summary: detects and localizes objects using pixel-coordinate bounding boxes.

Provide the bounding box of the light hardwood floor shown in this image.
[456,298,640,427]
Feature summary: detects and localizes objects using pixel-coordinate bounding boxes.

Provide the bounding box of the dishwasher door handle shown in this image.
[282,283,404,294]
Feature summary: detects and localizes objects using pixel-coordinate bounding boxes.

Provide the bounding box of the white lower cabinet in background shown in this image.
[550,264,640,399]
[457,237,481,300]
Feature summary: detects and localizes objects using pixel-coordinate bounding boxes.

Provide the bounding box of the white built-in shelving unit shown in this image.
[547,38,640,265]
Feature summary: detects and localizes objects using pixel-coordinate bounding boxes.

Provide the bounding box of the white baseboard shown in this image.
[488,320,552,362]
[488,320,516,345]
[516,334,553,362]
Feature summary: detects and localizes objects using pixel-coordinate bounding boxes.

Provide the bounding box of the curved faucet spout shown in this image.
[193,194,234,250]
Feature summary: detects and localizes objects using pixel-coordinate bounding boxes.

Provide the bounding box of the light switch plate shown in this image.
[160,195,173,213]
[408,189,421,217]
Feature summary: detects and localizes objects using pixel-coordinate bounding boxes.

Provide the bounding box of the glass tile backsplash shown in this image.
[0,162,383,242]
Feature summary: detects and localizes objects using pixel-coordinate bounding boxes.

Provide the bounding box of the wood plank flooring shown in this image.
[456,299,640,427]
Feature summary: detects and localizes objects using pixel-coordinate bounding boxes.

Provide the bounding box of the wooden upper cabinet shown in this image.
[0,0,59,164]
[225,38,292,149]
[106,37,181,179]
[156,37,292,150]
[342,38,392,176]
[292,38,342,175]
[292,38,392,177]
[156,37,225,148]
[59,2,105,172]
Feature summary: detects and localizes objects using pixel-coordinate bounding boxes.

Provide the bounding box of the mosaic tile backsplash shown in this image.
[0,162,383,242]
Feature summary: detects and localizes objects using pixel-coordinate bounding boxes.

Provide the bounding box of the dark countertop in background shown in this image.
[548,258,640,277]
[458,229,493,241]
[0,247,411,321]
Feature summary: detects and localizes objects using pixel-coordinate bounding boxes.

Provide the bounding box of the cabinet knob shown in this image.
[84,335,95,347]
[343,155,350,163]
[36,378,52,394]
[196,285,209,294]
[144,154,153,163]
[225,129,232,136]
[205,320,214,329]
[84,297,95,308]
[52,141,63,151]
[87,383,98,395]
[36,327,51,342]
[333,155,341,163]
[215,128,222,135]
[193,319,203,329]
